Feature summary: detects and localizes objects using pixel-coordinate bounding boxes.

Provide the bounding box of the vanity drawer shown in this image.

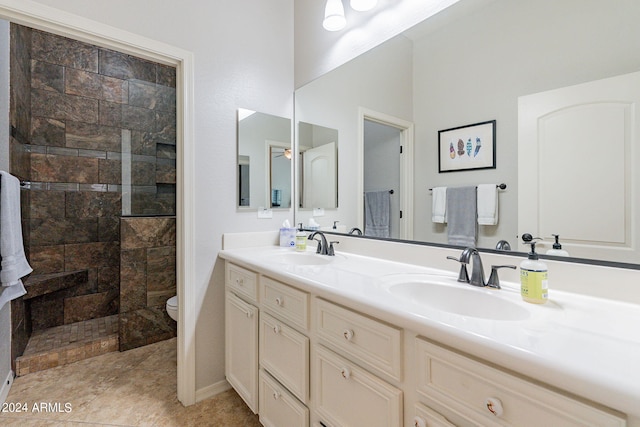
[226,262,258,303]
[259,311,309,403]
[413,402,456,427]
[261,276,309,330]
[415,338,626,427]
[259,369,309,427]
[315,298,402,381]
[314,345,403,427]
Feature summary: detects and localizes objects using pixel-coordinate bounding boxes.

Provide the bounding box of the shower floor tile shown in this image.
[16,315,119,376]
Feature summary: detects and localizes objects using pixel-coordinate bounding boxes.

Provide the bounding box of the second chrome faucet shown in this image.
[308,231,339,256]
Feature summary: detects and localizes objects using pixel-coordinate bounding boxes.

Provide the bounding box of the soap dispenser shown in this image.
[546,234,569,256]
[520,234,548,304]
[295,223,307,252]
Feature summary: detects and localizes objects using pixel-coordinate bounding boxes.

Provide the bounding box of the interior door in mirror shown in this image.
[298,122,338,209]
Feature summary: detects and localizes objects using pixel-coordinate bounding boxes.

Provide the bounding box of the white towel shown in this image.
[431,187,447,223]
[0,171,31,309]
[477,184,499,225]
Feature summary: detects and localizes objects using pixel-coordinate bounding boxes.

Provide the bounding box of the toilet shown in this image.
[166,295,178,321]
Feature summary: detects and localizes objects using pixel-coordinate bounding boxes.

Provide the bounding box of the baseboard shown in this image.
[0,370,14,404]
[195,379,231,403]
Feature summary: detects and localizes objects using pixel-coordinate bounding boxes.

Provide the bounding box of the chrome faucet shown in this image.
[464,248,486,287]
[348,227,363,235]
[448,247,516,289]
[309,231,330,255]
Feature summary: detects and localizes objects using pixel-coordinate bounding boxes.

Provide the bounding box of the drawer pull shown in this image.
[236,278,244,286]
[273,390,281,400]
[343,329,354,341]
[341,367,351,380]
[273,324,281,334]
[275,297,283,306]
[413,416,427,427]
[485,397,504,417]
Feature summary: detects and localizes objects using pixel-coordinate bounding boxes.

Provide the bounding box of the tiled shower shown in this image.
[9,23,177,374]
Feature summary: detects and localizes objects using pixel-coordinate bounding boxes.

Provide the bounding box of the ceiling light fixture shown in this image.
[350,0,377,12]
[323,0,346,31]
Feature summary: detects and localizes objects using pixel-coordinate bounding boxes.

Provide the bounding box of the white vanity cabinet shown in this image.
[223,257,630,427]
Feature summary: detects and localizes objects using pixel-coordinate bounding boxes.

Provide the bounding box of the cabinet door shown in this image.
[314,346,403,427]
[225,291,259,413]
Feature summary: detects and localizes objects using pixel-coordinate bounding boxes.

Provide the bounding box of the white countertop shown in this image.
[219,245,640,418]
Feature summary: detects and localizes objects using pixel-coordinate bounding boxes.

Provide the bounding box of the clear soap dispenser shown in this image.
[520,234,548,304]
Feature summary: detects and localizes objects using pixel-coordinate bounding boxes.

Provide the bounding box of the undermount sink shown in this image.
[264,251,342,266]
[386,280,531,321]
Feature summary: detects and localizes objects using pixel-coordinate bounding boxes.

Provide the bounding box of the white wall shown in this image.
[294,0,461,87]
[22,0,294,394]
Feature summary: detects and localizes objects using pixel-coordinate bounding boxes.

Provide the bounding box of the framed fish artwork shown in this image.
[437,120,496,172]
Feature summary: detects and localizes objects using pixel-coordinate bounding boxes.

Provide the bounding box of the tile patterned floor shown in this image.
[15,315,119,376]
[2,338,261,426]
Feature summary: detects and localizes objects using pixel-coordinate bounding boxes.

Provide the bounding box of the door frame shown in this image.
[0,0,197,405]
[357,107,414,239]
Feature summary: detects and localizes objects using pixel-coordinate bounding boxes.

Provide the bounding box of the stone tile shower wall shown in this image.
[9,23,33,366]
[9,24,177,359]
[120,217,176,351]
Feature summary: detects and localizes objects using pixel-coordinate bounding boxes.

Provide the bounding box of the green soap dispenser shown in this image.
[520,234,548,304]
[295,223,307,252]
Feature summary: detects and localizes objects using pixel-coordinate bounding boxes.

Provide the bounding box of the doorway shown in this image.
[359,108,414,240]
[0,6,196,405]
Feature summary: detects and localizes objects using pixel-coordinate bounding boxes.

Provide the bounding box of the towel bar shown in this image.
[428,183,506,191]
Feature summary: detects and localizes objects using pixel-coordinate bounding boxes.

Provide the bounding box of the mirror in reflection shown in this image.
[298,121,338,210]
[293,0,640,265]
[237,109,292,209]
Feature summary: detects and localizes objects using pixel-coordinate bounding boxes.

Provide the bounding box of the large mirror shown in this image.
[237,109,292,210]
[294,0,640,265]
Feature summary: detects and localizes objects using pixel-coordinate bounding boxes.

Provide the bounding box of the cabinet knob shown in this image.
[485,397,504,417]
[413,416,427,427]
[341,367,351,380]
[343,329,354,341]
[275,297,283,306]
[236,278,244,286]
[244,309,253,318]
[273,324,281,334]
[273,391,281,400]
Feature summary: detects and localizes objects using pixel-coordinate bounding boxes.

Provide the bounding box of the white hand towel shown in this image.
[0,171,31,309]
[477,184,498,225]
[431,187,447,223]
